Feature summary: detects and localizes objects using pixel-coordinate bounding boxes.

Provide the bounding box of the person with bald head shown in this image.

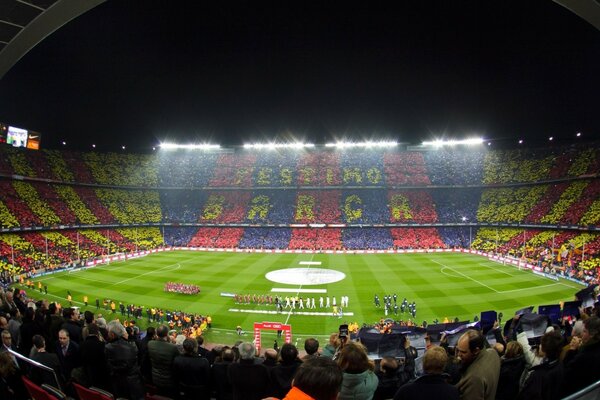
[454,329,500,400]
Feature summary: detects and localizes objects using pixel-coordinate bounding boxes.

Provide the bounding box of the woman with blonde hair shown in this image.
[337,341,378,400]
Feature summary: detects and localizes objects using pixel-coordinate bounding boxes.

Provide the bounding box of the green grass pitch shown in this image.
[29,251,583,344]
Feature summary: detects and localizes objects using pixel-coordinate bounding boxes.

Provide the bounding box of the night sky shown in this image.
[0,0,599,151]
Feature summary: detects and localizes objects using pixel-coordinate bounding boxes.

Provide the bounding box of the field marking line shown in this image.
[283,255,316,325]
[433,259,563,295]
[113,263,181,285]
[478,262,520,277]
[431,259,500,293]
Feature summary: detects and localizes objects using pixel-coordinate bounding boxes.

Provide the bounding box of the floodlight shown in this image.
[422,138,484,147]
[549,137,553,141]
[243,142,314,150]
[324,140,397,148]
[576,132,581,137]
[159,142,221,150]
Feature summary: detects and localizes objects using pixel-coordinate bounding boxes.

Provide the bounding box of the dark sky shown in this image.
[0,0,599,151]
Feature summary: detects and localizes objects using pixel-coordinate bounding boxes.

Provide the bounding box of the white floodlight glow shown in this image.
[325,140,397,148]
[422,138,484,147]
[576,132,581,137]
[159,142,221,150]
[549,136,553,141]
[243,142,314,150]
[518,139,523,144]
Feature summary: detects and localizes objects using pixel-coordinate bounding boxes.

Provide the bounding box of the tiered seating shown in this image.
[246,192,295,223]
[297,152,341,186]
[61,230,106,258]
[483,149,554,184]
[54,185,99,224]
[424,150,485,185]
[388,191,438,223]
[288,228,342,250]
[383,152,430,185]
[342,228,393,249]
[561,180,600,225]
[293,190,342,223]
[477,187,546,223]
[567,148,598,176]
[188,227,244,248]
[7,148,36,177]
[95,188,162,224]
[340,151,385,186]
[431,189,480,223]
[253,151,299,186]
[61,151,96,183]
[0,180,41,227]
[523,184,568,223]
[34,183,77,224]
[238,228,291,249]
[342,190,388,223]
[0,199,19,228]
[116,227,164,250]
[438,227,474,248]
[160,190,206,222]
[73,187,114,223]
[44,149,75,182]
[208,154,257,187]
[470,228,522,252]
[199,191,251,223]
[540,181,589,224]
[13,181,61,226]
[390,228,445,249]
[83,152,158,187]
[157,151,218,187]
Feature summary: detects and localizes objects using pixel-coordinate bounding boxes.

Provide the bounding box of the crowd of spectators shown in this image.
[423,149,485,185]
[2,286,599,400]
[238,228,292,250]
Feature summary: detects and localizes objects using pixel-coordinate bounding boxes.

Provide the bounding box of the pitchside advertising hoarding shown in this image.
[0,123,41,149]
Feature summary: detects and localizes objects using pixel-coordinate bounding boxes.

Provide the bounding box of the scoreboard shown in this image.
[0,122,41,150]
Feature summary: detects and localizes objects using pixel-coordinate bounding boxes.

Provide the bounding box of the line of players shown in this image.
[234,293,349,311]
[374,293,417,318]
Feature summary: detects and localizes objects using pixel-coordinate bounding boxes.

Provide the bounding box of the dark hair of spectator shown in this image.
[279,343,299,363]
[463,329,485,352]
[183,338,198,355]
[293,357,343,400]
[156,325,169,339]
[87,323,99,336]
[584,316,600,341]
[84,310,94,324]
[541,330,564,361]
[304,338,319,355]
[32,334,45,349]
[337,341,374,373]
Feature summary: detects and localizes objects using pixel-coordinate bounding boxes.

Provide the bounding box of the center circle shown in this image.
[266,268,346,285]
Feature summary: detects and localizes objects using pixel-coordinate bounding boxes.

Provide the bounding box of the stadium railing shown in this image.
[563,380,600,400]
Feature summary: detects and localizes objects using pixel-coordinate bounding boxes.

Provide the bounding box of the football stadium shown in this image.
[1,1,600,400]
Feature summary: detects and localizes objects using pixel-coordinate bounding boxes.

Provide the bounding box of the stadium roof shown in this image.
[1,1,599,81]
[0,0,105,79]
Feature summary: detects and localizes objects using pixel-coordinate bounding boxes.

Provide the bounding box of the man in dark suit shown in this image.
[55,328,81,381]
[227,342,270,400]
[80,323,109,390]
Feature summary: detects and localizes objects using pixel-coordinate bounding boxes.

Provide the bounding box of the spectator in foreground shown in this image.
[104,320,145,400]
[148,324,180,397]
[173,337,210,400]
[227,342,270,400]
[337,341,378,400]
[496,341,525,400]
[374,356,401,400]
[270,343,302,399]
[561,316,600,397]
[281,356,343,400]
[393,346,459,400]
[455,329,500,400]
[517,330,564,400]
[302,338,320,360]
